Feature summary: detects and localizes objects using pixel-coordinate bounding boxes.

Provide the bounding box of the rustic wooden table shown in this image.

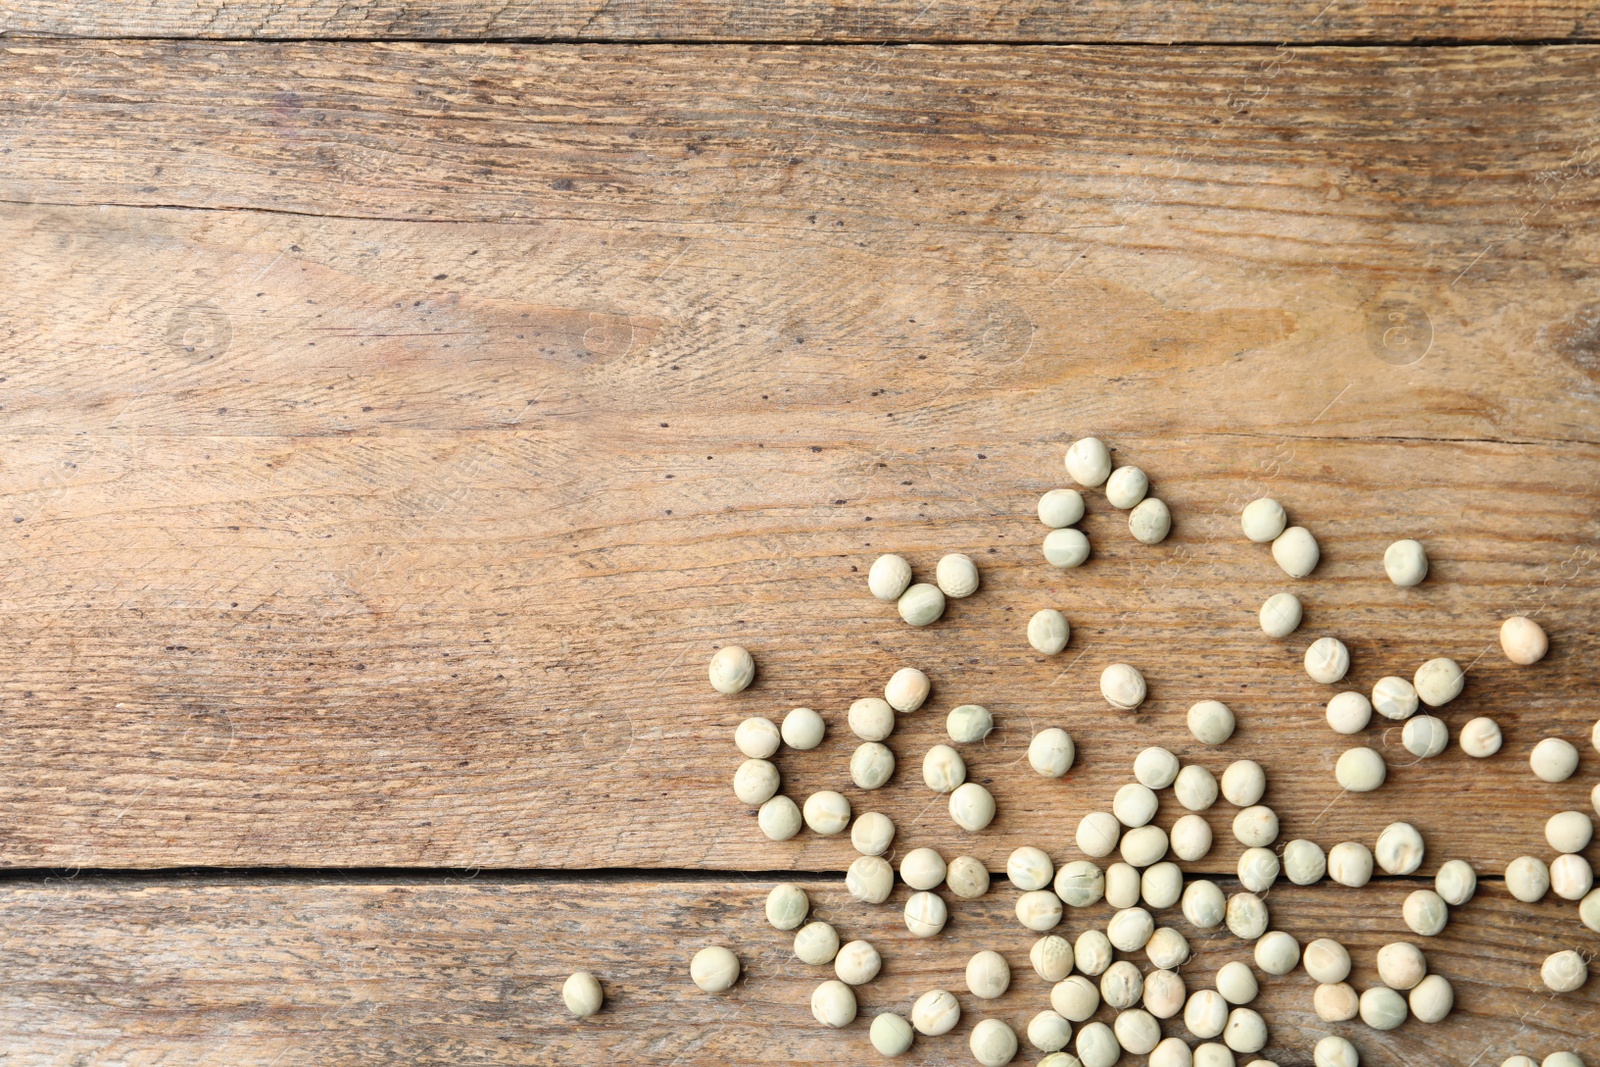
[2,2,1599,1063]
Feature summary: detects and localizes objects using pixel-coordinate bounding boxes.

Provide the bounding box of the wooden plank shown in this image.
[2,0,1597,43]
[0,44,1597,871]
[0,876,1594,1063]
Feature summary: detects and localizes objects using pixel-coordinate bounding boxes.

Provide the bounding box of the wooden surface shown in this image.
[0,876,1595,1065]
[1,24,1598,1067]
[3,0,1598,42]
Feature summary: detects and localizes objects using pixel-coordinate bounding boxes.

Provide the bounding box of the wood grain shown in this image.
[0,876,1594,1063]
[2,0,1598,43]
[0,42,1598,871]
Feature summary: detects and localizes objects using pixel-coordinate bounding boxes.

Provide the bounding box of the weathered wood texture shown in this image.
[0,43,1598,871]
[0,876,1594,1064]
[3,0,1599,42]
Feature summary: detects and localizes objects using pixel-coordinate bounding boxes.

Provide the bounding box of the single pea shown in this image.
[1359,986,1407,1030]
[1100,958,1144,1007]
[897,582,945,626]
[1543,1056,1587,1067]
[1506,855,1550,902]
[1238,847,1279,893]
[1142,864,1185,910]
[1375,821,1425,875]
[1030,935,1075,982]
[1384,539,1429,586]
[1185,988,1228,1039]
[1414,657,1464,706]
[780,706,825,750]
[1135,746,1181,789]
[1182,880,1226,929]
[851,811,896,856]
[1074,929,1113,976]
[1194,1043,1235,1067]
[1189,699,1236,745]
[1547,810,1593,853]
[1065,437,1113,487]
[708,645,756,694]
[1501,615,1549,664]
[1129,497,1172,544]
[900,847,947,891]
[1051,973,1101,1021]
[870,1012,914,1056]
[1551,854,1593,900]
[1121,825,1169,868]
[1107,907,1155,953]
[733,759,781,805]
[904,891,948,938]
[1028,1008,1074,1053]
[801,790,851,835]
[1375,942,1427,989]
[848,696,896,741]
[1460,715,1502,757]
[1282,839,1326,885]
[1335,746,1386,792]
[947,703,994,743]
[562,971,604,1017]
[1221,760,1267,806]
[1054,859,1105,907]
[844,851,896,902]
[966,1017,1017,1067]
[810,979,856,1027]
[849,742,895,790]
[1043,527,1092,568]
[735,716,781,758]
[794,921,840,965]
[1008,846,1055,891]
[1403,889,1449,936]
[1259,592,1303,638]
[910,989,960,1036]
[1174,764,1219,811]
[757,795,802,840]
[1314,1035,1360,1067]
[1017,889,1064,932]
[1113,782,1159,827]
[834,940,881,986]
[1106,465,1149,509]
[1075,1020,1121,1067]
[1028,608,1071,654]
[1170,813,1214,861]
[1225,892,1269,940]
[1076,811,1122,858]
[1327,842,1374,887]
[1409,973,1453,1023]
[1325,691,1373,734]
[1224,1006,1268,1053]
[966,949,1011,999]
[1146,925,1190,968]
[868,553,913,601]
[1531,736,1580,782]
[1435,859,1477,905]
[1402,715,1449,758]
[1105,861,1141,910]
[1241,498,1287,543]
[1232,806,1278,848]
[1029,727,1076,777]
[1100,662,1148,710]
[923,744,967,793]
[1303,938,1351,984]
[1314,983,1359,1023]
[1372,675,1419,720]
[950,781,996,832]
[946,855,991,899]
[846,855,894,903]
[1545,949,1591,993]
[1115,1007,1161,1055]
[1038,488,1087,528]
[1271,525,1319,578]
[935,552,980,599]
[1150,1036,1194,1067]
[765,883,809,930]
[690,946,741,992]
[1144,969,1187,1019]
[1304,637,1350,684]
[1216,961,1258,1005]
[884,667,930,712]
